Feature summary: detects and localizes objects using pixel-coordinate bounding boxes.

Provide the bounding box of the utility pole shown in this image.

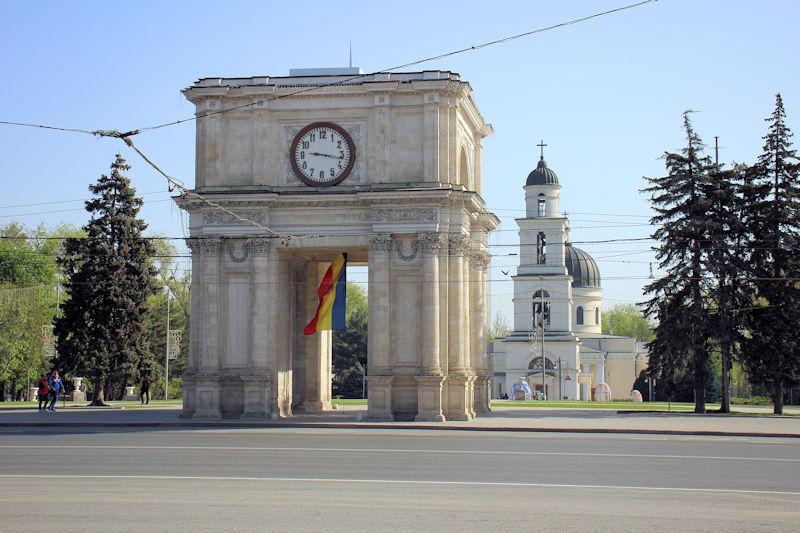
[164,289,171,401]
[540,276,546,399]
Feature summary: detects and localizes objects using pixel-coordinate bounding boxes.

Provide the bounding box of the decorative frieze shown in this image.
[369,234,394,253]
[203,210,267,226]
[373,207,437,224]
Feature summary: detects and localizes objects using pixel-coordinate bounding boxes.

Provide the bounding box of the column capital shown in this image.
[418,232,447,254]
[246,238,272,255]
[469,249,491,270]
[187,237,223,255]
[448,233,469,255]
[369,233,394,253]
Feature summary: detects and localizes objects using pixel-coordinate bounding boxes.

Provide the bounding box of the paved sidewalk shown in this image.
[1,405,799,438]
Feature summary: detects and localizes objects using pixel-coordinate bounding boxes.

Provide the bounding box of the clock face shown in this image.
[290,122,356,186]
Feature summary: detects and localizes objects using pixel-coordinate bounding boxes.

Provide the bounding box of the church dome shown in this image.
[565,245,601,288]
[526,158,559,186]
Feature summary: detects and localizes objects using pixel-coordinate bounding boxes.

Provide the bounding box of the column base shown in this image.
[414,374,445,422]
[445,374,474,421]
[473,374,492,414]
[192,375,222,419]
[365,376,394,420]
[241,374,273,419]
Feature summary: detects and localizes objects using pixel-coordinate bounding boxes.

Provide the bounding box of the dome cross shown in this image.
[537,139,547,160]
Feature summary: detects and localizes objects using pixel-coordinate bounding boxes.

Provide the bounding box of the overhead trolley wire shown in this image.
[0,0,660,238]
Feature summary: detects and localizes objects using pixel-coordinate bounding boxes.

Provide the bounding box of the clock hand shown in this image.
[309,152,344,159]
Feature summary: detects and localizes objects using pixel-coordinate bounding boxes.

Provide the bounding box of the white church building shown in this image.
[490,152,648,401]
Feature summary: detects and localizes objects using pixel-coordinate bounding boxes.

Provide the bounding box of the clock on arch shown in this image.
[290,122,356,186]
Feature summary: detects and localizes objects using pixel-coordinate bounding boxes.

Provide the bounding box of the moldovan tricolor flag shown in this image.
[303,253,347,335]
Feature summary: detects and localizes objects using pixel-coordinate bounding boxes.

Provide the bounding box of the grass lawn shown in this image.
[332,398,368,406]
[0,399,183,409]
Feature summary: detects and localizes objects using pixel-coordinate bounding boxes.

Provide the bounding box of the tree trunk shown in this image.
[774,380,784,415]
[717,280,731,414]
[90,374,109,406]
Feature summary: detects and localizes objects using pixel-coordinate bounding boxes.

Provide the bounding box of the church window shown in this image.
[595,307,600,325]
[536,232,546,264]
[537,194,546,217]
[576,306,584,325]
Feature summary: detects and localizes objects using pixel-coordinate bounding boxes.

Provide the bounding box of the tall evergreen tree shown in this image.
[740,94,800,414]
[54,155,158,405]
[702,160,749,413]
[643,112,715,413]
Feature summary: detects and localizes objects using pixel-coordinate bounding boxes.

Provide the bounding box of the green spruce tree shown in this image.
[54,154,159,405]
[643,112,715,413]
[702,159,749,413]
[740,94,800,414]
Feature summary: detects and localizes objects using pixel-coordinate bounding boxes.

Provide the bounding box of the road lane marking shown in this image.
[0,445,797,463]
[0,473,798,496]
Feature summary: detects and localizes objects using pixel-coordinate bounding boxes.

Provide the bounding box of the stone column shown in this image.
[446,233,471,421]
[182,238,204,417]
[242,238,273,419]
[472,250,491,414]
[597,359,606,384]
[463,248,475,419]
[366,234,393,419]
[415,232,445,422]
[194,237,223,419]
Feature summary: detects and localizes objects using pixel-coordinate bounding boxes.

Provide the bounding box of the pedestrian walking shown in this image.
[47,371,63,412]
[140,378,150,405]
[37,375,49,412]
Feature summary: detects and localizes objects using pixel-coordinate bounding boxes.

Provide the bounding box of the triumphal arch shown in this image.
[176,68,499,421]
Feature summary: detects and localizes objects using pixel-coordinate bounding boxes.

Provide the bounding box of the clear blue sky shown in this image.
[2,0,798,323]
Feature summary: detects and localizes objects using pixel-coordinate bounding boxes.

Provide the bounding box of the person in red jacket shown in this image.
[37,375,49,412]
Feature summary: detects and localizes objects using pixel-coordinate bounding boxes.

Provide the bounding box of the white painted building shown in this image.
[490,154,648,401]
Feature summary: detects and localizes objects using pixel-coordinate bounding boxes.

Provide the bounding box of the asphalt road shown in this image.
[1,427,798,531]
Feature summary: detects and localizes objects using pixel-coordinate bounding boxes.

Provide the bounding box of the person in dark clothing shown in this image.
[47,371,63,412]
[140,379,151,405]
[37,375,49,412]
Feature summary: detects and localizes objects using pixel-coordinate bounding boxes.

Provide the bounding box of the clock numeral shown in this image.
[310,168,314,176]
[300,151,305,160]
[339,150,345,158]
[302,141,309,149]
[337,140,342,149]
[319,170,325,180]
[309,133,316,142]
[337,161,342,169]
[319,130,327,140]
[302,161,307,169]
[329,168,335,177]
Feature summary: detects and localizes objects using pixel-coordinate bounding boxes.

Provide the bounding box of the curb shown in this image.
[0,421,798,439]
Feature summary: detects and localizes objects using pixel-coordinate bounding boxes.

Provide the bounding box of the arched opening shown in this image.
[458,146,472,190]
[536,232,546,264]
[532,289,551,328]
[576,306,584,325]
[537,193,546,217]
[595,307,600,325]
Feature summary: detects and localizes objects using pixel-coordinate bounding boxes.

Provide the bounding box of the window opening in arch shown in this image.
[532,289,551,329]
[537,193,546,217]
[595,307,600,325]
[536,232,546,264]
[576,306,584,325]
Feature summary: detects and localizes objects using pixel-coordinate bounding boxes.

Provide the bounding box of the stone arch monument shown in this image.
[176,68,499,421]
